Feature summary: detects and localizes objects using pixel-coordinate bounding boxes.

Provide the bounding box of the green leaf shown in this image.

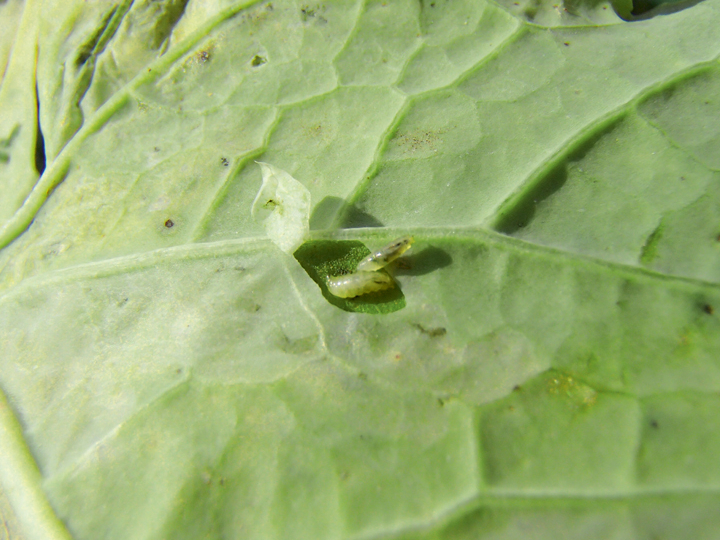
[1,0,720,539]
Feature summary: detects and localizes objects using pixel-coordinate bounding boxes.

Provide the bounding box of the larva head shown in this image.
[389,236,413,255]
[356,236,414,272]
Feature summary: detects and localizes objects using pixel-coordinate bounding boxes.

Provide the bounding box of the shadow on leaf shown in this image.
[310,196,384,230]
[394,246,453,276]
[493,117,622,234]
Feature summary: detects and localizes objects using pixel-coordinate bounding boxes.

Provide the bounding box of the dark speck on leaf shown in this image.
[251,55,267,67]
[650,420,659,429]
[154,147,160,152]
[198,50,210,63]
[221,157,229,166]
[165,219,174,228]
[300,4,327,23]
[703,304,714,315]
[513,385,522,392]
[564,42,570,46]
[412,323,447,337]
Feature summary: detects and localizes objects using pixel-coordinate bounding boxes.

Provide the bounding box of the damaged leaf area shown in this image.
[294,239,405,314]
[1,0,720,539]
[252,161,311,253]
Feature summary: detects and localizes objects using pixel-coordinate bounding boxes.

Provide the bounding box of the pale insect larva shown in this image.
[326,271,395,299]
[356,236,414,272]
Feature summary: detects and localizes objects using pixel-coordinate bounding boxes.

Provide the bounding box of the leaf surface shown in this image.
[1,0,720,539]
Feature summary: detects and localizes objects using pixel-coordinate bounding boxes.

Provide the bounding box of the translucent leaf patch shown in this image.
[252,162,311,253]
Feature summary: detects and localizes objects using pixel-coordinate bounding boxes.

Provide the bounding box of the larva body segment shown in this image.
[326,271,394,298]
[356,236,414,272]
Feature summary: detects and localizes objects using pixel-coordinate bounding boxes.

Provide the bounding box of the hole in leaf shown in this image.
[294,240,405,314]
